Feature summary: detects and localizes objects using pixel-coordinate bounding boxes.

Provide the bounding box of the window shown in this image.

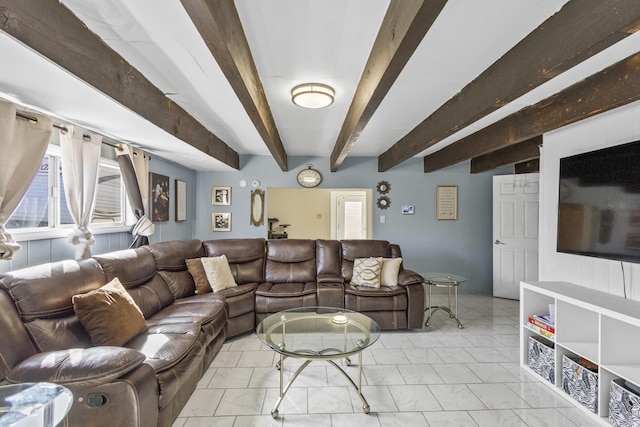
[7,144,130,240]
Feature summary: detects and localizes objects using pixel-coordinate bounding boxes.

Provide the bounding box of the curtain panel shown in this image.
[0,100,52,260]
[115,144,154,247]
[60,126,102,259]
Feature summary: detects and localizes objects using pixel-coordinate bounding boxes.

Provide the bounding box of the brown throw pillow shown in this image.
[186,258,211,294]
[72,277,147,346]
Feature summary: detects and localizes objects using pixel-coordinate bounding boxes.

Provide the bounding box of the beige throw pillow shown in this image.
[186,258,211,294]
[201,255,238,293]
[380,257,403,286]
[350,257,383,288]
[72,277,147,346]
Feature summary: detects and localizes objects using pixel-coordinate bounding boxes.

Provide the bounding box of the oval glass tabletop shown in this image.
[256,306,381,360]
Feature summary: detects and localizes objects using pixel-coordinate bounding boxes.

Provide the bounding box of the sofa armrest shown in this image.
[7,347,146,388]
[317,273,343,284]
[398,269,424,286]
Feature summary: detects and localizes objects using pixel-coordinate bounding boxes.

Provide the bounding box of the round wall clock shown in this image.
[296,165,322,188]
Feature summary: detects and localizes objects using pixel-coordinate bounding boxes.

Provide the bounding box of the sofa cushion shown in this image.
[73,278,147,347]
[380,258,403,286]
[201,255,237,293]
[186,258,211,294]
[203,238,266,285]
[351,257,383,288]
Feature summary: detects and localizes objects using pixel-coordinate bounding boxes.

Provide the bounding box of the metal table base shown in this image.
[422,273,466,329]
[271,352,369,418]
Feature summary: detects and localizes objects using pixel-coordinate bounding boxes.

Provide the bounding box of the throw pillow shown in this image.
[201,254,238,293]
[72,277,147,346]
[186,258,211,294]
[380,257,403,286]
[350,257,383,288]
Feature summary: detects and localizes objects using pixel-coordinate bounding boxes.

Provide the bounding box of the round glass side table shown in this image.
[421,272,466,329]
[0,382,72,427]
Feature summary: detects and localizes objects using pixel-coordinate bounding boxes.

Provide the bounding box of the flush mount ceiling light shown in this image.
[291,83,335,109]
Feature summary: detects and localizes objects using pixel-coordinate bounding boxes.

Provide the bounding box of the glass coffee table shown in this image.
[422,272,466,329]
[257,306,380,418]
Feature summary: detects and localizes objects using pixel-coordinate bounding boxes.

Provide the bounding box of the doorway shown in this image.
[331,190,370,240]
[492,173,540,299]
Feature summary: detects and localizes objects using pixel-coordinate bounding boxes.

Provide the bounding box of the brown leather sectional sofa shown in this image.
[0,238,424,426]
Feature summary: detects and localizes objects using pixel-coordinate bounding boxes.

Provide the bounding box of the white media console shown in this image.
[520,281,640,425]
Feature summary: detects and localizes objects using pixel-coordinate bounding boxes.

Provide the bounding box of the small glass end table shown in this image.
[422,272,466,329]
[0,382,73,426]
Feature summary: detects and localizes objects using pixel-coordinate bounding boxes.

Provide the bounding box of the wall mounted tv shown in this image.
[557,140,640,263]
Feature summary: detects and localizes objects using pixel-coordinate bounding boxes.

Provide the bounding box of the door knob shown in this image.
[494,240,506,245]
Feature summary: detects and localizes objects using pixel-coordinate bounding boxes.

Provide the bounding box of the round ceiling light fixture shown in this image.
[291,83,335,109]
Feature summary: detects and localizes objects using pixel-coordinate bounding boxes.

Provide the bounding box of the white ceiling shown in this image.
[1,1,638,171]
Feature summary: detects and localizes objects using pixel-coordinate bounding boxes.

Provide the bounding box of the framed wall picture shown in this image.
[212,186,232,206]
[436,185,458,220]
[402,205,414,215]
[212,212,231,232]
[175,179,187,221]
[150,173,170,222]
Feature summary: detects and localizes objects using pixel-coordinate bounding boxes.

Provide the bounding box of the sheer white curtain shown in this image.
[115,144,154,247]
[60,126,102,259]
[0,100,52,260]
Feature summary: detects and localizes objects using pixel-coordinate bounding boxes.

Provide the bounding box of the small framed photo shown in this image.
[212,186,232,206]
[402,205,414,215]
[212,212,231,232]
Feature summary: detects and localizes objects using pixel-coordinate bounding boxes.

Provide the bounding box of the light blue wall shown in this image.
[195,155,512,294]
[0,156,197,273]
[3,151,510,295]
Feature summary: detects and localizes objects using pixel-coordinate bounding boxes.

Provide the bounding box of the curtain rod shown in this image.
[15,111,119,148]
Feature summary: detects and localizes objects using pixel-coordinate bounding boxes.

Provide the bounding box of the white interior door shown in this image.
[331,191,370,240]
[493,173,540,299]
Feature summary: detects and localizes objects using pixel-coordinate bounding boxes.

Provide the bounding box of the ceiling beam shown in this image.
[181,0,288,171]
[470,136,541,174]
[515,159,539,174]
[0,0,240,169]
[378,0,640,172]
[423,51,640,172]
[329,0,447,172]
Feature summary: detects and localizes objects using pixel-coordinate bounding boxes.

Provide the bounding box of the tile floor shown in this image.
[172,294,599,427]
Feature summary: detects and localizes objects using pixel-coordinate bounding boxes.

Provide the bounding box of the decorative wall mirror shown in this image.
[250,189,265,227]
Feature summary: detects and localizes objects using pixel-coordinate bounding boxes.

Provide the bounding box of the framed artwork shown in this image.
[212,186,232,206]
[212,212,231,232]
[402,205,414,215]
[175,179,187,221]
[436,185,458,221]
[150,173,170,222]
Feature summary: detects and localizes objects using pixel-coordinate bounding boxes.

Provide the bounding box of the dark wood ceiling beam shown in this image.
[0,0,240,169]
[329,0,447,172]
[515,159,540,174]
[378,0,640,172]
[181,0,288,171]
[424,51,640,172]
[470,136,541,174]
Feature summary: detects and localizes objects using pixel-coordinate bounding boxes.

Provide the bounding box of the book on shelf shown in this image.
[527,322,555,341]
[528,316,555,333]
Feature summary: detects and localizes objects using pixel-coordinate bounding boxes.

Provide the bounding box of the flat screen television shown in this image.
[557,140,640,263]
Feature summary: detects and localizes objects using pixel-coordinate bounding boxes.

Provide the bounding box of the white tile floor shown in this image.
[172,294,599,427]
